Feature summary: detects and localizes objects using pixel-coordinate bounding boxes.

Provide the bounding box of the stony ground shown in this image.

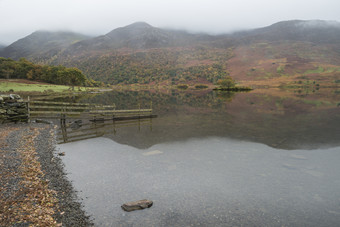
[0,123,93,227]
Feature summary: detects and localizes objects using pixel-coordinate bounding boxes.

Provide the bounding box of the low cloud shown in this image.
[1,0,340,44]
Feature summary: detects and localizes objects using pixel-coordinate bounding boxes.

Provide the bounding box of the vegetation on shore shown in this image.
[0,79,97,94]
[213,76,252,91]
[0,57,103,87]
[68,47,233,85]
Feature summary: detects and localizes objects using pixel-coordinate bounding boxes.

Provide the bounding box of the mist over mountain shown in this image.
[63,22,220,56]
[1,20,340,85]
[232,20,340,45]
[3,20,340,59]
[0,31,90,60]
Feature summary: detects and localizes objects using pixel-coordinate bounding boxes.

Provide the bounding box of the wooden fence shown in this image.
[26,100,156,143]
[27,100,155,121]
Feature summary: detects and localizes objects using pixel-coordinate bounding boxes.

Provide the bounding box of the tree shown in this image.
[217,76,236,89]
[2,68,14,79]
[0,58,16,79]
[64,68,86,89]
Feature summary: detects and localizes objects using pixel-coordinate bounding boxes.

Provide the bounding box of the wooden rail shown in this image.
[25,99,156,143]
[27,100,155,121]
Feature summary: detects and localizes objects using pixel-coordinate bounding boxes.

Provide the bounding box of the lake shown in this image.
[57,87,340,226]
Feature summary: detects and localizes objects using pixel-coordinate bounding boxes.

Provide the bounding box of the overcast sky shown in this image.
[1,0,340,45]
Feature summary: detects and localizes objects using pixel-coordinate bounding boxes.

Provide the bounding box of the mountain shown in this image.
[225,20,340,84]
[63,22,218,56]
[1,20,340,86]
[0,44,5,51]
[0,31,90,60]
[233,20,340,44]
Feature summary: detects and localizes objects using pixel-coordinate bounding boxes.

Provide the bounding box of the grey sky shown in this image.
[1,0,340,45]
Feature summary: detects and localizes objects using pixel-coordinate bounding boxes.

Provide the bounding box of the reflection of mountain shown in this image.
[52,88,340,150]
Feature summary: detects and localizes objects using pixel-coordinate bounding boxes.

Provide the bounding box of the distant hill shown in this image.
[1,20,340,86]
[63,22,218,56]
[0,31,90,60]
[232,20,340,44]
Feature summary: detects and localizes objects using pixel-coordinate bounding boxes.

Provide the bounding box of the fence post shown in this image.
[138,103,141,117]
[27,96,30,123]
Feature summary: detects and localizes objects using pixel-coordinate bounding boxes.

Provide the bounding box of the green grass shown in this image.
[0,81,87,93]
[304,66,324,75]
[302,99,332,107]
[276,65,285,74]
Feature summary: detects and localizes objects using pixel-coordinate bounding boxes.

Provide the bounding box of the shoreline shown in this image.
[0,122,93,226]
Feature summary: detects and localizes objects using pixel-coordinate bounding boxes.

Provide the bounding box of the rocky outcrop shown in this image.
[0,94,28,123]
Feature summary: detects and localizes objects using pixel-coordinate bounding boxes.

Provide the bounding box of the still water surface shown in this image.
[58,88,340,226]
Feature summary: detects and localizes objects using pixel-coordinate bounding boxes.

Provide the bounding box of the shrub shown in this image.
[195,84,208,89]
[217,76,236,89]
[177,84,188,89]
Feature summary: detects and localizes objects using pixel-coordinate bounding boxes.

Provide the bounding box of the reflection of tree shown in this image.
[48,89,340,150]
[215,91,235,103]
[47,89,237,113]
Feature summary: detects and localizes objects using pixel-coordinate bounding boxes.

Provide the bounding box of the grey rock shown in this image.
[70,120,83,129]
[121,199,153,212]
[0,94,28,123]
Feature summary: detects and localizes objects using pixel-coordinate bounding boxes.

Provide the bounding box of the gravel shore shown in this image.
[0,122,93,226]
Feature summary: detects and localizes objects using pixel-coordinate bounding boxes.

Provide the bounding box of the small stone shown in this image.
[36,119,52,124]
[121,199,153,212]
[58,152,65,156]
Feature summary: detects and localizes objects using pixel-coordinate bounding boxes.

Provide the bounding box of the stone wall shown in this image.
[0,94,28,123]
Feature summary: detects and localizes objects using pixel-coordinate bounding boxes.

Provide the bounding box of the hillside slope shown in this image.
[1,20,340,86]
[0,31,90,61]
[233,20,340,45]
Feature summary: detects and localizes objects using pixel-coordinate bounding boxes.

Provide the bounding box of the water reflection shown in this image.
[59,137,340,227]
[57,88,340,226]
[57,118,153,144]
[52,88,340,149]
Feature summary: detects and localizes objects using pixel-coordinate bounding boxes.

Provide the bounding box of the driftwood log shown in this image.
[121,199,153,212]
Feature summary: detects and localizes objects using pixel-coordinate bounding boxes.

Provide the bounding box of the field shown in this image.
[226,42,340,87]
[0,79,89,93]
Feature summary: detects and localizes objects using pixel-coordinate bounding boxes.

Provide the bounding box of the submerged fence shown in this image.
[57,118,153,144]
[28,100,156,144]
